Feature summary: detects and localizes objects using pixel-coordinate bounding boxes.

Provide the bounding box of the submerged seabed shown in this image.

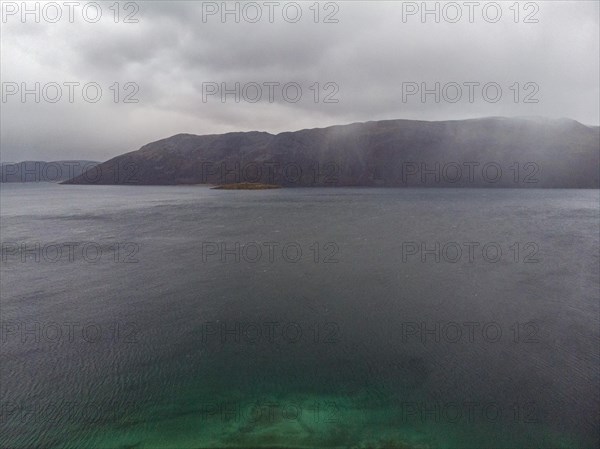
[57,395,582,449]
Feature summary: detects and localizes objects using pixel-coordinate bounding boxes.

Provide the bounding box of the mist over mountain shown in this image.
[63,117,599,188]
[1,161,99,183]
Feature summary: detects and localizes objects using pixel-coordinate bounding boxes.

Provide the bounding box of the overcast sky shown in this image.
[1,0,598,162]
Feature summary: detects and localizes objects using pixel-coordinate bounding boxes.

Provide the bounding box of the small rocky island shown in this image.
[211,182,281,190]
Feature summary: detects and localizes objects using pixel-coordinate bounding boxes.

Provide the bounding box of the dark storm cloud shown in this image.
[1,1,598,161]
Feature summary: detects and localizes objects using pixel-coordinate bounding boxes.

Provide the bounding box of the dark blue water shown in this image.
[1,183,598,448]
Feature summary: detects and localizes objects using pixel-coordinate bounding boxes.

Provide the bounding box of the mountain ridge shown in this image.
[62,117,600,188]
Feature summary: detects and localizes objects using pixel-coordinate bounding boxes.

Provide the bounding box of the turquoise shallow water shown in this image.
[1,184,598,448]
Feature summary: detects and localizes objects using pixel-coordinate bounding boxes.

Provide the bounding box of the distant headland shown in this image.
[1,161,99,183]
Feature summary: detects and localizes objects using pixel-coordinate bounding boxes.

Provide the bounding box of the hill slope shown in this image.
[62,117,600,188]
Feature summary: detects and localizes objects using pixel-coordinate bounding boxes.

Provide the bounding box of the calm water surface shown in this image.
[1,184,598,448]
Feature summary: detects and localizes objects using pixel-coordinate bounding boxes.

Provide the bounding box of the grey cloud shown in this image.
[1,1,598,162]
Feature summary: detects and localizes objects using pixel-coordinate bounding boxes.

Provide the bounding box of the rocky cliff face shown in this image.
[62,117,600,187]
